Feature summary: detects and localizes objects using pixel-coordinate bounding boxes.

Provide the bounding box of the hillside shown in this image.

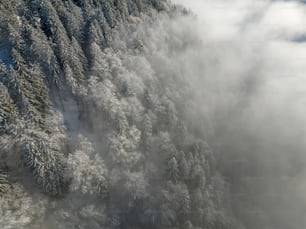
[0,1,239,228]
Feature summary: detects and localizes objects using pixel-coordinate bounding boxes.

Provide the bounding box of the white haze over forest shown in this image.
[173,0,306,228]
[1,0,306,228]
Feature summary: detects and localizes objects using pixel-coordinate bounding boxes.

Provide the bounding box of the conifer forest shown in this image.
[1,0,306,228]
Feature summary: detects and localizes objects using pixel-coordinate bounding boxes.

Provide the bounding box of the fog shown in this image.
[1,0,306,228]
[172,0,306,228]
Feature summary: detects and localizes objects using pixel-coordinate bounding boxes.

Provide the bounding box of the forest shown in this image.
[0,0,239,228]
[1,0,306,228]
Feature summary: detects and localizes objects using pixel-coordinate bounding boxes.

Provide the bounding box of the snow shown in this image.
[17,16,22,26]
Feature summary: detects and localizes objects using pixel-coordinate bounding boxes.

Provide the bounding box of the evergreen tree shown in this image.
[179,152,189,181]
[167,156,179,183]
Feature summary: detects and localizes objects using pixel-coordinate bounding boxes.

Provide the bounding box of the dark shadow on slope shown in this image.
[0,44,12,69]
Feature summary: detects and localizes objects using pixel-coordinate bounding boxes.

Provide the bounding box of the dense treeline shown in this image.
[0,1,239,228]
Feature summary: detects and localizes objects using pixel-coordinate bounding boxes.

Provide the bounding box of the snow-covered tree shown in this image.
[67,137,107,194]
[167,156,179,183]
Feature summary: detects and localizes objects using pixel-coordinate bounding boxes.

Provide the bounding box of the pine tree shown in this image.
[141,113,152,144]
[167,156,179,183]
[0,169,8,193]
[21,136,67,196]
[114,0,129,21]
[175,121,187,148]
[179,152,189,181]
[102,1,116,28]
[179,189,191,217]
[143,88,154,109]
[190,163,205,189]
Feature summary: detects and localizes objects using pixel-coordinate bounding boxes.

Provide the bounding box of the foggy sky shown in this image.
[172,0,306,228]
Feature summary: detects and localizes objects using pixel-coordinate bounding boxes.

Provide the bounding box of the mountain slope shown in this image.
[0,1,238,228]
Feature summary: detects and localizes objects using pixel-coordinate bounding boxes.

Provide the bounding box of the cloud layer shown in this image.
[172,0,306,228]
